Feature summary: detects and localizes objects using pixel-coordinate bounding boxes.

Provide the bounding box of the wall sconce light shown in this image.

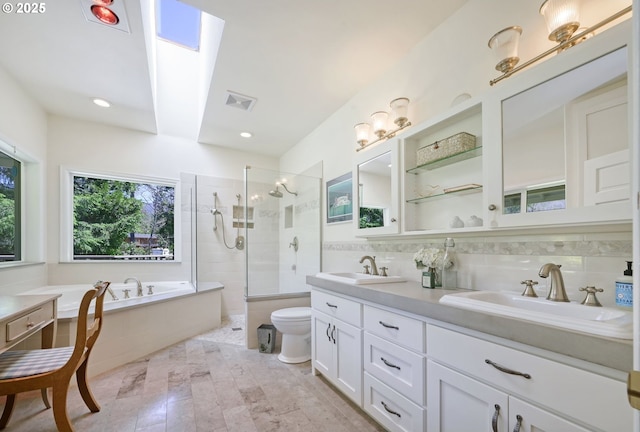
[488,26,523,73]
[489,4,631,86]
[540,0,580,44]
[354,98,412,152]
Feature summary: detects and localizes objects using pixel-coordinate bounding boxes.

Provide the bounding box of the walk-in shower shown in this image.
[243,166,321,298]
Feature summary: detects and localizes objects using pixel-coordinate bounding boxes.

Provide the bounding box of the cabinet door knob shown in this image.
[488,204,497,211]
[390,218,397,223]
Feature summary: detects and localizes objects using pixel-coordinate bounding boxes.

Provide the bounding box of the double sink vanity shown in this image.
[310,18,635,432]
[308,273,632,432]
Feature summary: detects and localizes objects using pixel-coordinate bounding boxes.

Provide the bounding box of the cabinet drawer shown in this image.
[364,332,425,405]
[311,290,361,327]
[427,325,632,432]
[364,373,425,432]
[363,305,424,352]
[6,302,54,343]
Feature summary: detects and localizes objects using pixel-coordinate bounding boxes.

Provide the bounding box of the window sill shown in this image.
[0,261,45,270]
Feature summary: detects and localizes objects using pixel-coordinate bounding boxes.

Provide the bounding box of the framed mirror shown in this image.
[353,140,400,236]
[501,46,629,223]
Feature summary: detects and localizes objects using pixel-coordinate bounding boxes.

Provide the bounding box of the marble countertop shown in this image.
[306,275,632,373]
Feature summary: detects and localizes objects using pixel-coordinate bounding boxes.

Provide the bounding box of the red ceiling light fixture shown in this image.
[92,0,113,5]
[91,4,119,25]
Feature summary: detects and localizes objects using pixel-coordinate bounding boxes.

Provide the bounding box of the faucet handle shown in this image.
[363,264,371,274]
[579,286,603,307]
[122,289,131,299]
[520,280,538,298]
[379,267,388,276]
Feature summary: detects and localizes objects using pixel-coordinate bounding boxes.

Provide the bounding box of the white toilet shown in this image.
[270,307,312,363]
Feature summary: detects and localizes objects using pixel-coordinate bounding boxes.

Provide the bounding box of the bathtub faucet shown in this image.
[124,277,143,297]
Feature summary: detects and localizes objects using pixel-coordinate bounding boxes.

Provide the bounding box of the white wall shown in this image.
[0,64,48,293]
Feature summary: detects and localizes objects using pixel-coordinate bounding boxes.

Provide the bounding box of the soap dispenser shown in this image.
[615,261,633,308]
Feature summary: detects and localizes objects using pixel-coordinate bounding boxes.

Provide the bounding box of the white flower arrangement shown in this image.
[413,247,454,269]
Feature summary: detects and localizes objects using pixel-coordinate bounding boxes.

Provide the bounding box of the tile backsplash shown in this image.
[321,231,632,308]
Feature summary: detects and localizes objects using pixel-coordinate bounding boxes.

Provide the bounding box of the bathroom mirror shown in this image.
[502,46,629,220]
[354,140,399,236]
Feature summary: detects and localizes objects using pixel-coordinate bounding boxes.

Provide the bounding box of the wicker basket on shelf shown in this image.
[416,132,476,166]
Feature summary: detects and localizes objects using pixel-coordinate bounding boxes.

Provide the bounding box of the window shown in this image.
[504,184,566,215]
[156,0,201,51]
[0,150,20,262]
[67,173,177,261]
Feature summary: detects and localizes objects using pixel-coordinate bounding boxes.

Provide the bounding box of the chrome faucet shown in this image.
[538,263,570,302]
[359,255,379,275]
[124,277,143,297]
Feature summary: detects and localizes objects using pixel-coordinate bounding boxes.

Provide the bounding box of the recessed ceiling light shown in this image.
[92,98,111,108]
[240,132,252,138]
[91,5,119,25]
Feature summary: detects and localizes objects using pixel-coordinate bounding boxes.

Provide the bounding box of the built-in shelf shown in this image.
[406,146,483,174]
[406,185,483,204]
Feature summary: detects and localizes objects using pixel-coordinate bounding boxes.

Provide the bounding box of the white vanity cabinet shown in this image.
[426,325,632,432]
[362,305,426,432]
[311,289,363,405]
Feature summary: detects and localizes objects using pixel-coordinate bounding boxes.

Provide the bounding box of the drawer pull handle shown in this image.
[378,320,399,330]
[326,322,332,342]
[26,321,35,329]
[326,302,338,309]
[492,404,500,432]
[380,357,401,370]
[380,401,401,418]
[485,359,531,379]
[331,325,336,344]
[512,414,522,432]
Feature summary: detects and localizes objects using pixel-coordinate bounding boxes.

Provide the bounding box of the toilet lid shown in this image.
[271,307,311,320]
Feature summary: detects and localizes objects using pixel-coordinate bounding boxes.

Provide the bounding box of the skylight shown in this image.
[156,0,201,51]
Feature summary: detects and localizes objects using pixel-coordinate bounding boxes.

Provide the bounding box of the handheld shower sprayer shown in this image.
[211,192,245,250]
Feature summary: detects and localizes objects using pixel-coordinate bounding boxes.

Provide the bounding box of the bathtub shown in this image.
[24,280,199,319]
[20,281,223,376]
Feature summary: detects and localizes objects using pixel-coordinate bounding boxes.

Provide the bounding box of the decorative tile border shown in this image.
[323,239,632,257]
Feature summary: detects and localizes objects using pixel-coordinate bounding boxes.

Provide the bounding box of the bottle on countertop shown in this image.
[441,237,457,289]
[615,261,633,308]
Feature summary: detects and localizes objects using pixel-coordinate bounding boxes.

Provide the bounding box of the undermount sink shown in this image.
[315,272,406,285]
[440,290,632,339]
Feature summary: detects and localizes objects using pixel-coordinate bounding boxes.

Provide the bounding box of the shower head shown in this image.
[269,187,283,198]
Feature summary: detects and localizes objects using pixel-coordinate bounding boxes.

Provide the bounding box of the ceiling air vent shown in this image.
[225,91,257,112]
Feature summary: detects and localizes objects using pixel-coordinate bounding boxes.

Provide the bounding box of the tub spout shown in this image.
[124,277,143,297]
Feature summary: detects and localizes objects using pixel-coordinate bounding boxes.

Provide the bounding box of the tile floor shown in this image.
[1,315,383,431]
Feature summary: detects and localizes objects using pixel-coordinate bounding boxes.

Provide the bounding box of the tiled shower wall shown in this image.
[321,229,632,308]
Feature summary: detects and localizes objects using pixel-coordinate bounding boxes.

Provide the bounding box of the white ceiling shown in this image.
[0,0,469,157]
